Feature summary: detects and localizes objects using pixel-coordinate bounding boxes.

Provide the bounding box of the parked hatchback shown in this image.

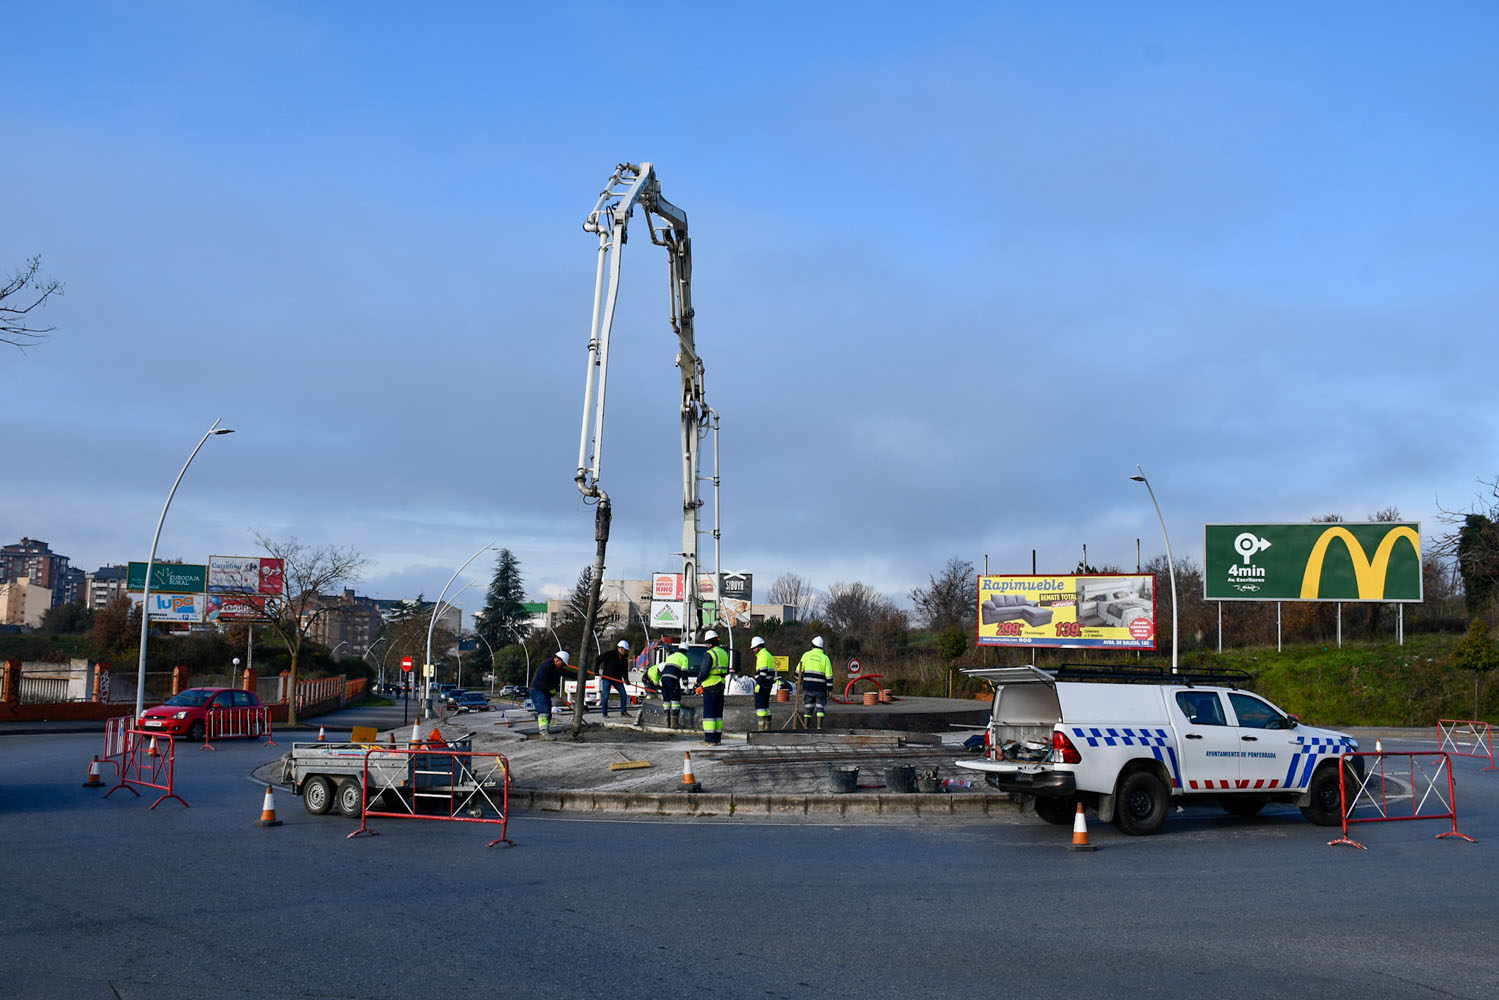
[454,691,492,712]
[138,687,266,741]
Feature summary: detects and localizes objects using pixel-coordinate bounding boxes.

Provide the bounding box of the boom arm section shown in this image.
[575,162,711,639]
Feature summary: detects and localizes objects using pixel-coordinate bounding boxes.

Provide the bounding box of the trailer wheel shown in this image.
[335,778,364,818]
[1114,770,1169,836]
[303,775,333,815]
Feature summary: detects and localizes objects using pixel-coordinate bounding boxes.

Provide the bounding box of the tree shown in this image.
[936,626,969,698]
[1449,618,1499,718]
[558,565,618,659]
[40,600,93,634]
[476,548,529,670]
[909,557,976,632]
[822,581,898,633]
[1438,478,1499,621]
[87,594,139,662]
[767,572,821,623]
[1,256,63,351]
[382,594,458,687]
[254,534,367,725]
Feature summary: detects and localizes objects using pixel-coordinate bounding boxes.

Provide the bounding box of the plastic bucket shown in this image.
[828,765,859,794]
[916,776,941,794]
[885,765,916,793]
[776,688,791,702]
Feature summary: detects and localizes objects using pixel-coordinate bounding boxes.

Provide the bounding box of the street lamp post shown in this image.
[1130,464,1178,675]
[507,624,532,690]
[425,542,497,718]
[135,419,234,718]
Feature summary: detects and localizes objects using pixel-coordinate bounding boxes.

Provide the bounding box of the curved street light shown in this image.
[135,419,234,718]
[1130,464,1178,674]
[506,623,533,689]
[425,542,497,717]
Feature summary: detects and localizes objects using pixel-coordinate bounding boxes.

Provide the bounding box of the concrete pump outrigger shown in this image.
[573,162,718,736]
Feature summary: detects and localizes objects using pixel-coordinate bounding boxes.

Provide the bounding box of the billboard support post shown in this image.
[134,419,234,719]
[1130,464,1178,674]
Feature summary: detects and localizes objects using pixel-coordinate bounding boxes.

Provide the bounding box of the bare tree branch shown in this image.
[1,256,64,351]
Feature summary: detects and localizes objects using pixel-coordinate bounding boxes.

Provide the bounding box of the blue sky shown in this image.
[4,2,1496,617]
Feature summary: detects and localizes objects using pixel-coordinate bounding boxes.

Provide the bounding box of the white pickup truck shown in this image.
[954,664,1361,835]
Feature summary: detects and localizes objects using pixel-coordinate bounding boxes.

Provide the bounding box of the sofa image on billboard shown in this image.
[981,593,1053,627]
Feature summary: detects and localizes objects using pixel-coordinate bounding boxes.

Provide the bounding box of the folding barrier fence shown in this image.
[347,747,513,847]
[1437,719,1496,771]
[100,714,135,778]
[1328,751,1474,850]
[104,729,188,810]
[200,706,276,751]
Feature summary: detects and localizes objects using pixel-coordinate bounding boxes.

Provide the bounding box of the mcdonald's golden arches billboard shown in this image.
[1203,523,1422,602]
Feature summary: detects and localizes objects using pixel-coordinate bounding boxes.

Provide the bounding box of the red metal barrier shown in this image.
[199,706,275,751]
[1328,751,1474,849]
[1437,719,1496,771]
[347,747,513,847]
[104,729,188,810]
[100,714,134,777]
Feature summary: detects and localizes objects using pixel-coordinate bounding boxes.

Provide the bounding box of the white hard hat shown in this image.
[557,651,570,664]
[617,639,630,651]
[704,629,719,641]
[812,636,824,648]
[751,636,765,648]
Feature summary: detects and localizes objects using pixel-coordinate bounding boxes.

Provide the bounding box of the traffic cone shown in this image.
[147,736,159,757]
[83,755,104,788]
[317,726,325,741]
[256,784,282,827]
[1069,802,1096,852]
[1375,738,1383,754]
[681,751,700,792]
[410,721,422,744]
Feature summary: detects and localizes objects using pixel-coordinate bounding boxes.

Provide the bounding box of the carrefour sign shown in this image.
[1204,523,1422,603]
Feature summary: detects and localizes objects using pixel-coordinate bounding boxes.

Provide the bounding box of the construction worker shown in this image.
[528,650,570,740]
[597,639,632,718]
[655,642,690,730]
[751,635,776,731]
[798,635,834,730]
[695,629,731,745]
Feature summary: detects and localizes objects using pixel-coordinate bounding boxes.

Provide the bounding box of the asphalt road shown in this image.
[1,731,1496,999]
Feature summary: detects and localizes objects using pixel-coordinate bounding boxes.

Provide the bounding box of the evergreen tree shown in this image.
[477,548,529,664]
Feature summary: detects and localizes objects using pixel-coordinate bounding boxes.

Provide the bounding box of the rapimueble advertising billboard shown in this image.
[977,574,1159,650]
[1203,523,1422,602]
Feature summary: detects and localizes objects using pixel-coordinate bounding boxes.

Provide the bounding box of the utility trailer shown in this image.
[279,733,504,818]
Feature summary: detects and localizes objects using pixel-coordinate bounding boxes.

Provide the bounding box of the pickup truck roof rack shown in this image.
[1048,663,1255,688]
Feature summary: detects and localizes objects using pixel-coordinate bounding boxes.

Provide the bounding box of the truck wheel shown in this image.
[302,775,333,815]
[335,778,364,818]
[1299,762,1351,826]
[1220,796,1267,818]
[1033,796,1077,825]
[1114,771,1169,835]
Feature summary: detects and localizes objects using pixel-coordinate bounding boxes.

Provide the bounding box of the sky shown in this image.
[4,1,1497,621]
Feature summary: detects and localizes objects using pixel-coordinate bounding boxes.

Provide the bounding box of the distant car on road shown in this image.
[138,687,266,741]
[498,685,523,699]
[454,691,492,712]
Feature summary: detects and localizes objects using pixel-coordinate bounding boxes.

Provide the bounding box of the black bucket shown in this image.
[828,765,859,794]
[885,765,916,793]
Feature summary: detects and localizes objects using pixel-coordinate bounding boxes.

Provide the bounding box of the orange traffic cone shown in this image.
[256,784,282,827]
[1375,738,1383,754]
[317,726,325,741]
[681,750,700,792]
[410,721,422,744]
[1069,802,1096,851]
[147,736,159,757]
[83,755,104,788]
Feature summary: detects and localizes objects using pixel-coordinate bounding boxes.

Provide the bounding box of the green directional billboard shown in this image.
[1204,523,1422,603]
[128,561,208,594]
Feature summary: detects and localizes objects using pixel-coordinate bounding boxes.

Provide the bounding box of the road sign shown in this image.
[401,656,414,673]
[848,658,861,674]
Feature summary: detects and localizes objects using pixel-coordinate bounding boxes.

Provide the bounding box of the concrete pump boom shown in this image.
[573,163,712,724]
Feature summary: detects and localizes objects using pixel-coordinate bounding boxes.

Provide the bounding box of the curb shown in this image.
[508,788,1017,819]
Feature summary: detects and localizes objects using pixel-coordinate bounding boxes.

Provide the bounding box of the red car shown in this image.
[137,687,266,741]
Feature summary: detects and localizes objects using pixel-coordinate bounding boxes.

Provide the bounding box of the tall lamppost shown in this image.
[507,623,532,689]
[425,542,497,717]
[135,419,234,718]
[1130,464,1178,675]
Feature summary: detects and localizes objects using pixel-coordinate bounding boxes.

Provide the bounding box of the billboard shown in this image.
[132,592,206,622]
[977,574,1158,649]
[720,572,753,602]
[128,562,207,594]
[652,573,684,602]
[1204,523,1422,602]
[650,601,685,630]
[204,594,273,623]
[208,556,285,595]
